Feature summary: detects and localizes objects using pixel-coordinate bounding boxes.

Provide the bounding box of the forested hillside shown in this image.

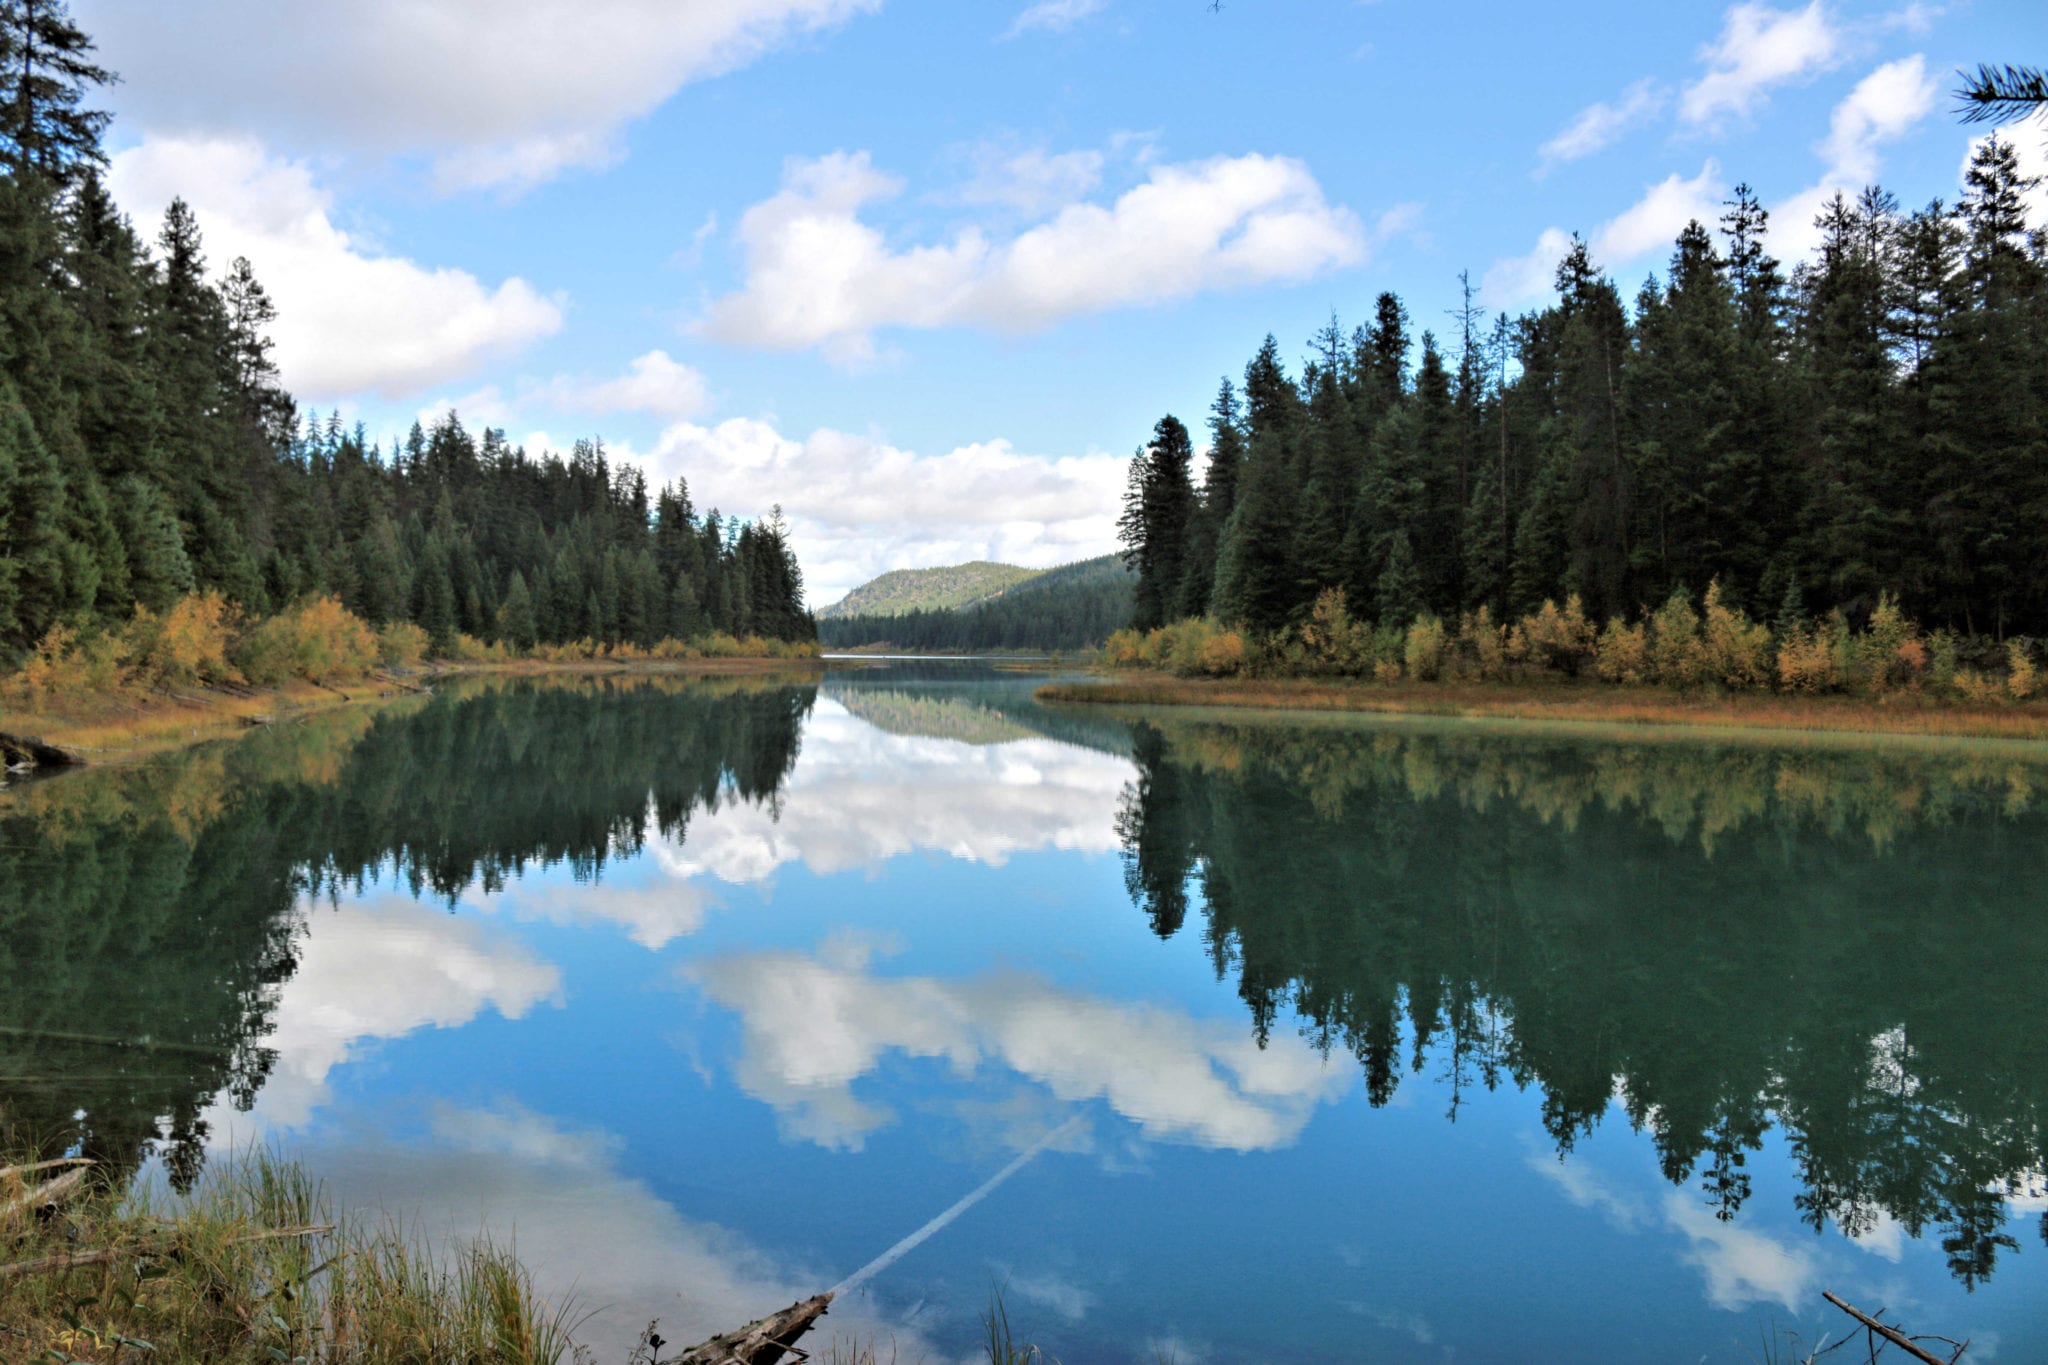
[819,561,1040,618]
[0,2,811,662]
[819,554,1134,652]
[1118,145,2048,644]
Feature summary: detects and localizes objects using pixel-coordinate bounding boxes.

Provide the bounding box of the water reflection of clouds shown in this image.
[242,897,562,1127]
[297,1099,942,1361]
[456,704,1131,949]
[1525,1146,1834,1313]
[689,933,1351,1154]
[656,708,1129,883]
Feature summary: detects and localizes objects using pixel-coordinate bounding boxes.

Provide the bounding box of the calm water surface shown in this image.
[4,662,2046,1361]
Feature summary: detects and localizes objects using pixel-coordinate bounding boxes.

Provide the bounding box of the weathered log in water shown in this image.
[675,1293,833,1365]
[0,732,84,770]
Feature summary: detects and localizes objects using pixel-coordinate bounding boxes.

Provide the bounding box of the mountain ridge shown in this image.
[818,560,1043,619]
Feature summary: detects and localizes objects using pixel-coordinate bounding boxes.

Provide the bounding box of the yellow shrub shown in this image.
[1373,659,1403,684]
[1517,595,1595,675]
[1647,590,1704,687]
[128,591,239,688]
[1300,589,1371,675]
[1857,593,1911,690]
[445,632,496,662]
[1700,581,1774,689]
[1594,617,1648,684]
[1404,615,1448,681]
[377,622,430,668]
[1458,607,1509,681]
[1776,616,1848,693]
[16,624,132,703]
[234,596,379,685]
[1198,626,1247,676]
[2007,639,2038,701]
[1954,667,2005,705]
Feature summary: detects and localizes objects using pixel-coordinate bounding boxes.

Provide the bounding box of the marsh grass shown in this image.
[0,1150,584,1364]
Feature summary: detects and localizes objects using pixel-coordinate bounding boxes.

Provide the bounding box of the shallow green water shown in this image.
[3,663,2044,1361]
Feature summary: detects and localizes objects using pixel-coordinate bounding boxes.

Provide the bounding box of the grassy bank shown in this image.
[0,1153,578,1365]
[1039,670,2048,742]
[0,590,827,767]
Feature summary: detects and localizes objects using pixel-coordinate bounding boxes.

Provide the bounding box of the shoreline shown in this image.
[1036,670,2048,744]
[0,656,830,771]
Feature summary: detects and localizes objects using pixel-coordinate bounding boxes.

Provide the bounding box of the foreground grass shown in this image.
[1038,670,2048,742]
[0,1154,580,1365]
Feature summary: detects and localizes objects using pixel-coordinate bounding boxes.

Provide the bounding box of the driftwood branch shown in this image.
[0,1168,91,1221]
[0,1225,333,1281]
[0,1160,91,1183]
[676,1293,833,1365]
[1822,1292,1968,1364]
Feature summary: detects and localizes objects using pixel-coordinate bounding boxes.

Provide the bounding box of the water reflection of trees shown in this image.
[0,674,816,1188]
[1114,719,2048,1287]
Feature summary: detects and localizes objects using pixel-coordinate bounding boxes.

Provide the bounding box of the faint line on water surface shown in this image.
[827,1115,1084,1298]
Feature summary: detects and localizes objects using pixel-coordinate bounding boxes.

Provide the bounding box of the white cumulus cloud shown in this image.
[701,149,1366,359]
[1681,1,1843,127]
[533,350,712,422]
[1540,79,1666,170]
[109,135,563,401]
[79,0,883,192]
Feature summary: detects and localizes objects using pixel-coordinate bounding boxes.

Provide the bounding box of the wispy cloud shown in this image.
[1004,0,1107,39]
[1540,79,1666,171]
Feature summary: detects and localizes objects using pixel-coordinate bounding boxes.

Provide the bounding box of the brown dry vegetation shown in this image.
[0,593,827,765]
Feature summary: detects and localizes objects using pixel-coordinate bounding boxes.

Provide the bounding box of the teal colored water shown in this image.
[4,662,2046,1361]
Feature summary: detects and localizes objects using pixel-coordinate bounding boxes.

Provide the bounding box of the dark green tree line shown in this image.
[0,0,813,658]
[1127,140,2048,638]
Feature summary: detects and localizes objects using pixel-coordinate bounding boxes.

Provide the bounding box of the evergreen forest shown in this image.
[0,2,813,663]
[1118,145,2048,648]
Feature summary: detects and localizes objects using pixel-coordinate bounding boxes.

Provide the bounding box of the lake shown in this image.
[3,661,2045,1362]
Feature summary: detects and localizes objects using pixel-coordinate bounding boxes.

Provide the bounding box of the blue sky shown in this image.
[73,0,2045,604]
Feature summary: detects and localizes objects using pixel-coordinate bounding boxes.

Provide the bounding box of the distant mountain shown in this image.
[818,554,1133,652]
[818,561,1041,619]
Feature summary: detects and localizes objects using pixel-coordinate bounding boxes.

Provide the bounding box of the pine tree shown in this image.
[1118,415,1196,631]
[496,570,537,651]
[0,0,113,185]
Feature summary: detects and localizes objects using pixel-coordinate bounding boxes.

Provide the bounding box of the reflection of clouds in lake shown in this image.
[471,873,723,950]
[432,704,1130,951]
[1525,1145,1821,1312]
[690,935,1350,1153]
[655,707,1129,884]
[300,1100,939,1361]
[228,897,562,1128]
[1663,1192,1818,1312]
[1523,1151,1651,1232]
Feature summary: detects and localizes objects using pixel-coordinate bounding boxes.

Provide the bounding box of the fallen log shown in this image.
[0,1224,333,1281]
[675,1293,833,1365]
[1822,1291,1968,1364]
[0,732,84,769]
[0,1167,92,1222]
